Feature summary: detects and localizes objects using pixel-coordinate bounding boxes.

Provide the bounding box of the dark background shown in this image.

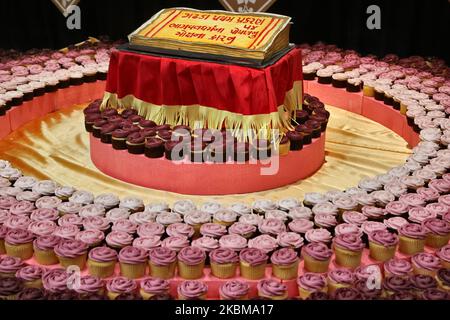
[0,0,449,62]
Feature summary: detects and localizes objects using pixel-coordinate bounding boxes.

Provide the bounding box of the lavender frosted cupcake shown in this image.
[302,242,332,273]
[132,236,161,251]
[137,222,165,238]
[177,246,206,280]
[118,246,148,279]
[33,235,61,265]
[248,234,278,255]
[87,246,118,278]
[177,280,208,300]
[257,279,288,300]
[304,228,332,244]
[161,236,189,252]
[411,252,441,277]
[42,268,69,294]
[398,223,427,255]
[297,273,327,299]
[327,268,355,294]
[209,248,239,279]
[75,229,105,247]
[421,218,450,248]
[148,247,177,279]
[106,276,137,300]
[436,245,450,268]
[219,280,249,300]
[74,275,105,297]
[105,230,133,250]
[139,277,170,300]
[368,230,399,262]
[258,218,286,236]
[166,223,195,239]
[384,258,413,278]
[239,248,268,280]
[333,233,365,269]
[288,218,314,235]
[342,211,367,226]
[270,247,299,280]
[0,255,24,277]
[54,238,89,269]
[4,228,34,260]
[200,223,227,239]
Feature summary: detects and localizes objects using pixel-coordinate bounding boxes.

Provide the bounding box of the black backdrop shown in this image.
[0,0,449,62]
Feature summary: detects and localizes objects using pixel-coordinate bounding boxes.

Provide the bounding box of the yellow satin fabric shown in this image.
[0,104,411,205]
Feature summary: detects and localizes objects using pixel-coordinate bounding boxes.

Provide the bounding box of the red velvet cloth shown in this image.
[105,48,303,115]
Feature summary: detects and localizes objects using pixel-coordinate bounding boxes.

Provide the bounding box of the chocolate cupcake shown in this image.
[100,123,118,144]
[165,141,184,161]
[85,113,102,133]
[111,129,130,150]
[286,131,303,151]
[295,125,313,144]
[144,138,165,158]
[126,132,145,154]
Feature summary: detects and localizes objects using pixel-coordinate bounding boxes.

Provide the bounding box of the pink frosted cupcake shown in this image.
[219,280,249,300]
[161,235,190,252]
[277,232,304,252]
[191,236,219,255]
[4,228,35,260]
[342,211,367,226]
[177,280,208,300]
[288,218,314,234]
[0,255,24,277]
[118,246,148,279]
[106,276,137,300]
[421,218,450,248]
[398,223,427,255]
[327,268,354,294]
[248,234,278,255]
[368,230,399,262]
[139,277,170,300]
[385,201,409,218]
[436,245,450,268]
[239,248,268,280]
[137,222,165,238]
[75,229,105,247]
[30,208,59,222]
[302,242,332,273]
[333,233,365,269]
[54,238,89,269]
[105,230,133,250]
[209,248,239,279]
[200,223,227,238]
[257,279,288,300]
[258,218,286,236]
[297,272,327,299]
[87,246,118,278]
[166,223,195,239]
[177,246,206,280]
[384,258,413,278]
[149,247,177,279]
[15,265,45,288]
[132,236,161,251]
[305,228,332,244]
[219,234,247,252]
[270,247,299,280]
[411,252,441,277]
[74,275,105,296]
[82,216,110,232]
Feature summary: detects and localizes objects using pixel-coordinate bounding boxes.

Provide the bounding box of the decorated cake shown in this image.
[128,7,292,64]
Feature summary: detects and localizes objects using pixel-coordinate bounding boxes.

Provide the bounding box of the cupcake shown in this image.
[288,207,313,221]
[54,239,89,269]
[239,248,268,280]
[333,233,365,269]
[384,258,413,278]
[411,252,441,277]
[218,234,247,252]
[119,197,144,213]
[177,246,206,279]
[258,218,286,236]
[87,246,117,278]
[16,287,47,300]
[270,247,299,280]
[33,235,61,265]
[421,288,449,300]
[302,242,332,273]
[213,209,237,227]
[248,234,278,255]
[297,273,327,299]
[333,287,363,300]
[384,217,408,233]
[75,229,104,248]
[436,245,450,268]
[166,223,195,239]
[304,228,332,244]
[139,277,170,300]
[191,236,219,256]
[219,280,249,300]
[106,276,137,300]
[257,279,288,300]
[327,268,355,294]
[0,277,24,300]
[4,228,34,260]
[421,218,450,248]
[398,223,427,255]
[42,268,69,294]
[126,132,146,154]
[209,248,239,279]
[15,265,45,288]
[288,218,314,234]
[409,274,437,295]
[105,230,133,250]
[118,246,148,279]
[382,276,412,297]
[354,279,382,300]
[144,138,165,158]
[177,280,208,300]
[148,247,177,279]
[184,210,211,237]
[73,275,105,297]
[137,222,165,238]
[368,230,399,262]
[0,255,24,277]
[277,232,304,252]
[200,223,227,239]
[436,268,450,291]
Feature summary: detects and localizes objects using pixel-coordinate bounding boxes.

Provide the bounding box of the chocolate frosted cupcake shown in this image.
[219,280,249,300]
[54,239,89,269]
[270,247,299,280]
[148,247,177,279]
[209,248,239,279]
[0,277,24,300]
[384,258,413,278]
[411,252,441,277]
[145,138,165,158]
[177,246,206,280]
[368,230,398,262]
[257,279,288,300]
[111,129,130,150]
[106,276,137,300]
[398,223,427,255]
[126,132,145,154]
[327,268,355,294]
[4,228,34,260]
[333,233,365,269]
[87,246,117,278]
[118,246,148,279]
[139,277,170,300]
[0,255,24,277]
[177,280,208,300]
[297,273,327,299]
[15,265,45,288]
[239,248,268,280]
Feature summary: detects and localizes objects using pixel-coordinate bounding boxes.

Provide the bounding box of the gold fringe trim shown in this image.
[100,81,302,141]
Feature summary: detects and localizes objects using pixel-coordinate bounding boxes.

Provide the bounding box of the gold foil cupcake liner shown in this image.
[259,292,288,300]
[436,277,450,292]
[119,262,147,279]
[0,294,18,300]
[212,219,234,227]
[399,236,425,255]
[440,260,450,269]
[107,291,121,300]
[149,261,176,279]
[334,246,362,269]
[140,288,157,300]
[363,85,375,97]
[239,261,266,280]
[302,252,330,273]
[220,293,249,300]
[5,242,34,260]
[34,248,59,265]
[298,286,327,300]
[425,234,450,248]
[210,262,237,279]
[368,242,396,262]
[178,293,207,300]
[412,265,437,277]
[178,261,205,279]
[0,239,5,254]
[24,278,43,289]
[87,259,116,278]
[57,253,87,270]
[272,261,299,280]
[327,280,351,294]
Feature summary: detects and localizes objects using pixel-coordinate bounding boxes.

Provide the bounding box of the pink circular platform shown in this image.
[89,134,326,195]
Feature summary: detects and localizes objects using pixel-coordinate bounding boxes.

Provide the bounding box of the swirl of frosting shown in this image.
[4,214,31,230]
[399,176,425,190]
[385,201,409,216]
[0,177,10,188]
[0,196,18,210]
[328,268,354,285]
[354,264,382,281]
[94,193,120,209]
[69,190,94,205]
[17,288,46,300]
[353,279,381,299]
[384,217,408,231]
[417,187,440,202]
[132,236,161,251]
[54,239,88,258]
[239,213,263,226]
[28,220,56,236]
[368,230,399,246]
[105,208,130,222]
[149,247,177,266]
[184,210,211,225]
[303,192,328,206]
[129,211,157,225]
[16,265,45,282]
[335,223,362,237]
[304,228,332,243]
[228,202,252,215]
[0,208,10,223]
[209,248,239,264]
[42,269,69,293]
[277,232,304,249]
[0,255,24,274]
[172,200,197,215]
[288,218,314,233]
[191,236,219,253]
[384,182,408,197]
[144,202,170,214]
[30,208,58,221]
[88,246,117,262]
[57,202,83,215]
[333,287,363,300]
[410,274,437,290]
[252,199,277,213]
[265,209,288,221]
[52,224,79,239]
[199,223,227,238]
[288,206,313,220]
[118,246,148,264]
[361,205,386,219]
[421,288,449,300]
[361,221,387,235]
[422,218,450,235]
[239,248,268,266]
[257,279,287,298]
[33,234,61,251]
[408,206,436,223]
[74,275,104,294]
[302,242,332,261]
[200,201,223,214]
[219,280,249,299]
[79,204,106,218]
[54,186,76,199]
[278,197,300,211]
[248,234,278,253]
[358,178,382,192]
[399,223,427,239]
[411,252,441,271]
[32,180,58,196]
[436,244,450,262]
[82,216,110,231]
[333,233,364,251]
[333,196,358,211]
[312,202,338,216]
[166,223,195,238]
[314,214,338,228]
[105,231,133,248]
[155,212,182,225]
[177,280,207,299]
[429,179,450,193]
[270,247,298,265]
[112,219,138,234]
[9,200,35,215]
[160,236,190,252]
[5,228,34,244]
[106,276,137,294]
[0,277,24,297]
[342,211,367,226]
[384,258,413,276]
[258,218,286,235]
[136,222,165,237]
[177,246,206,265]
[437,268,450,286]
[35,196,62,209]
[383,276,412,293]
[425,203,448,217]
[352,193,376,207]
[438,194,450,207]
[0,168,22,181]
[297,273,327,291]
[75,229,105,246]
[140,277,170,295]
[0,224,8,238]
